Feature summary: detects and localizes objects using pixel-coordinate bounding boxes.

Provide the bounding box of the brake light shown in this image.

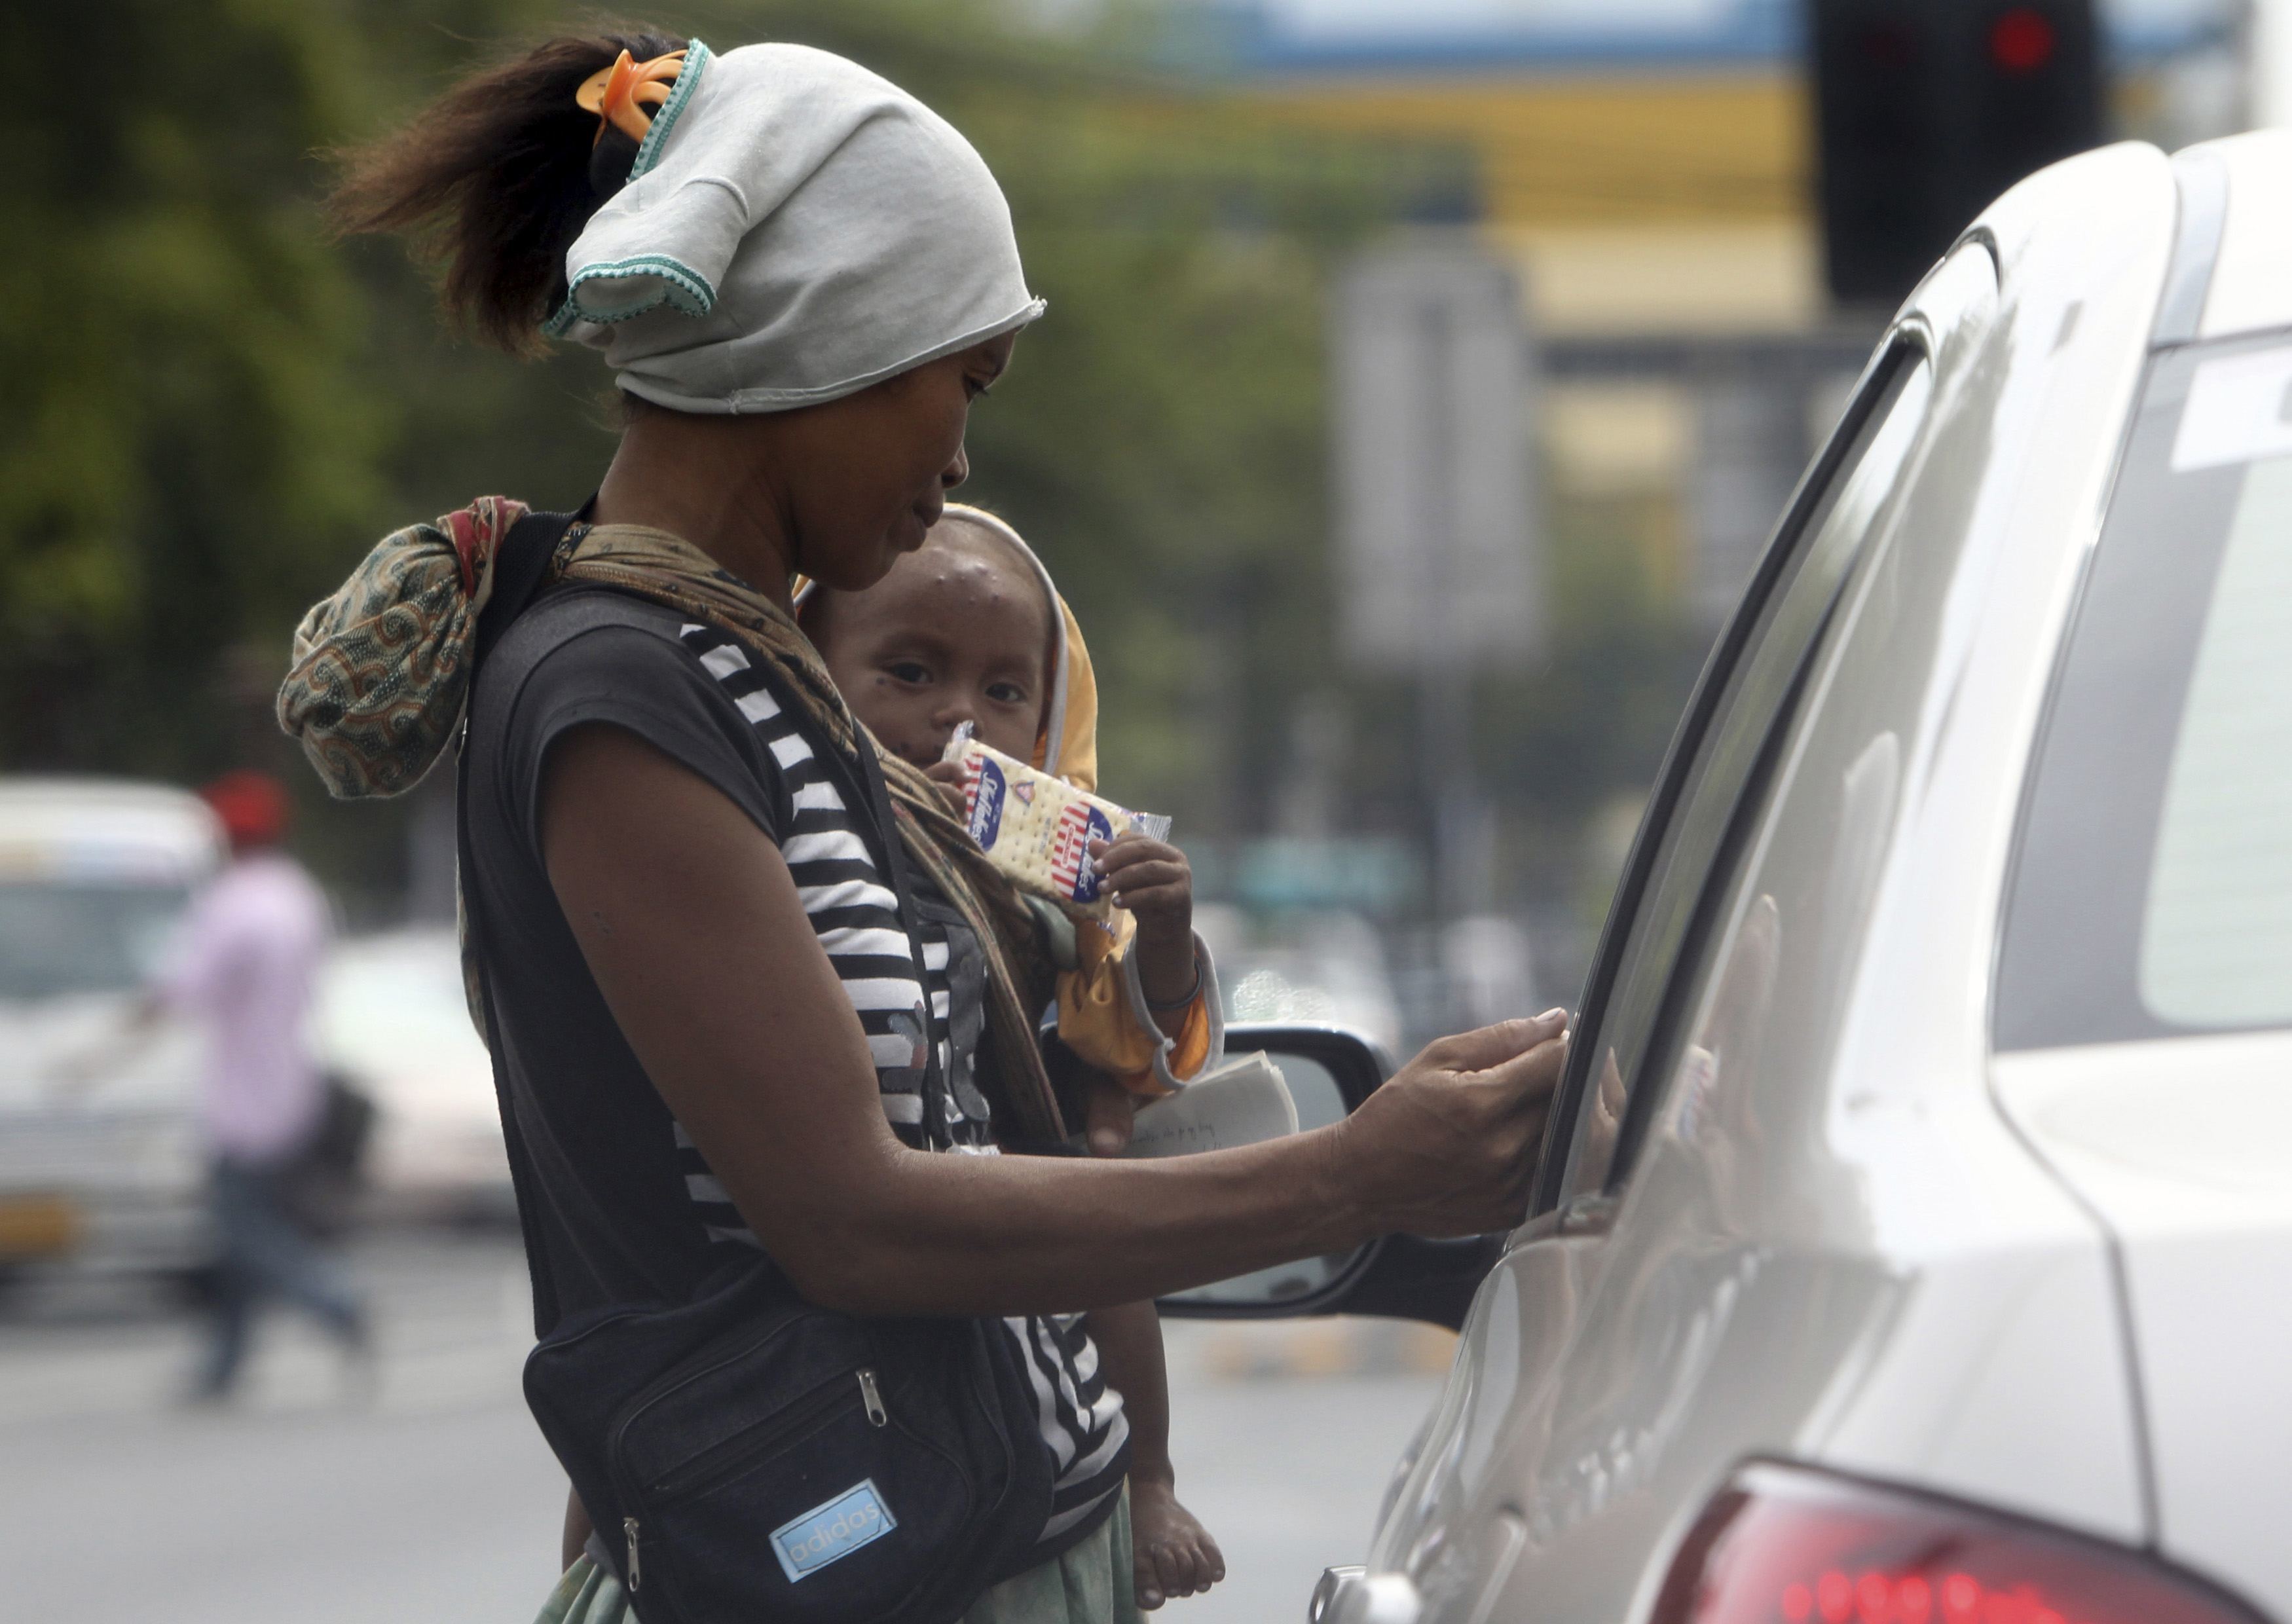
[1649,1462,2264,1624]
[1988,8,2058,74]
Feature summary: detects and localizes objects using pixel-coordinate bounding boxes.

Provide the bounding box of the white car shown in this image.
[0,778,221,1285]
[316,927,513,1220]
[1188,130,2292,1624]
[1204,906,1409,1058]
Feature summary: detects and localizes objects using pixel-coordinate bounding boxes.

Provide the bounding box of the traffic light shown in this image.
[1811,0,2103,306]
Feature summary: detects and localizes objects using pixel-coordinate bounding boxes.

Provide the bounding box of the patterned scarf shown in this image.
[278,500,1065,1145]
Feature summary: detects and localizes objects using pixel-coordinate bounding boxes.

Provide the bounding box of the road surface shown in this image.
[0,1232,1450,1622]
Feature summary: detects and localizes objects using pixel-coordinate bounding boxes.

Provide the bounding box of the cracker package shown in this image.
[943,726,1170,916]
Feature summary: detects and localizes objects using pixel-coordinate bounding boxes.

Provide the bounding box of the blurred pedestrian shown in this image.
[153,771,369,1401]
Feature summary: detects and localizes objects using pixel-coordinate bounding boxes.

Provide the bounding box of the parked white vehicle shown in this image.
[1201,905,1409,1058]
[1186,131,2292,1624]
[314,927,513,1221]
[0,778,223,1284]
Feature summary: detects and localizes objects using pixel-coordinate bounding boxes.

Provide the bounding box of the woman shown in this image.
[284,28,1567,1624]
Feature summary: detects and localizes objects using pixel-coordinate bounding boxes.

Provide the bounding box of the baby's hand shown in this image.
[1090,834,1192,946]
[1091,834,1197,1012]
[923,758,969,819]
[1129,1476,1225,1610]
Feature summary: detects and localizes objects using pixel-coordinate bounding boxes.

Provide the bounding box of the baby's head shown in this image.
[804,510,1055,771]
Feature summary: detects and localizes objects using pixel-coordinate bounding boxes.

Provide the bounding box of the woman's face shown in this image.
[775,331,1018,593]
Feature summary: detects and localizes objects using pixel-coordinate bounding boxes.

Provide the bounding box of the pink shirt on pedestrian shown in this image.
[158,851,332,1162]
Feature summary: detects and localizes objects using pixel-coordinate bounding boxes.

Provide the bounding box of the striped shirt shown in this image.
[673,621,1130,1548]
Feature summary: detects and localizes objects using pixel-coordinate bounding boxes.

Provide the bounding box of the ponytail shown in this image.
[329,27,688,353]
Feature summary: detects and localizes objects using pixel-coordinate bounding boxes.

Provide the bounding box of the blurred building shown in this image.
[1181,0,2248,619]
[1135,0,2250,1014]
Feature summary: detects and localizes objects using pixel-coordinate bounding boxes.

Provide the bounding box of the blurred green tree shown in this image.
[10,0,1710,945]
[354,0,1457,840]
[0,0,381,775]
[3,0,1460,911]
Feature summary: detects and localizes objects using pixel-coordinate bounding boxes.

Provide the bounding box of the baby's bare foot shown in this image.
[1130,1477,1226,1611]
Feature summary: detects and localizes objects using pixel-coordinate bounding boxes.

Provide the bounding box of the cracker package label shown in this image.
[946,729,1169,915]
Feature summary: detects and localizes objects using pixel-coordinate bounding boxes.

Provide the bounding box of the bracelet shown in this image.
[1145,961,1203,1012]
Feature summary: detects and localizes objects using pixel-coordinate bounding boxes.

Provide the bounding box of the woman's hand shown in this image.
[1328,1011,1571,1238]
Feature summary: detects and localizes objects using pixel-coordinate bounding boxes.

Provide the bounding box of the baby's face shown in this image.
[813,530,1051,771]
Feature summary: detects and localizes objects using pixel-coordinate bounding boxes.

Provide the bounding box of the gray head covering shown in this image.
[544,41,1045,413]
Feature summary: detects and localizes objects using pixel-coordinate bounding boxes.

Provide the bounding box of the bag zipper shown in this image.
[599,1306,824,1507]
[647,1367,888,1504]
[622,1367,891,1594]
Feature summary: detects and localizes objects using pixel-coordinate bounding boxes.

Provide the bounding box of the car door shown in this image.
[1350,244,2000,1624]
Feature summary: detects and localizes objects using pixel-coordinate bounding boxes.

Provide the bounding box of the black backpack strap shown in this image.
[457,506,581,1335]
[476,507,576,668]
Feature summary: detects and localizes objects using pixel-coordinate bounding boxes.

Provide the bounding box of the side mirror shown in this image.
[1155,1024,1506,1333]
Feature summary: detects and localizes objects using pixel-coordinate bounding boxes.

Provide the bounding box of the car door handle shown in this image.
[1310,1566,1422,1624]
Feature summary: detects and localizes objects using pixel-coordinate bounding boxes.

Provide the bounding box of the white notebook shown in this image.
[1120,1050,1301,1159]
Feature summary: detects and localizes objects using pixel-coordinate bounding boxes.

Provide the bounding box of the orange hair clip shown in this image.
[574,48,687,147]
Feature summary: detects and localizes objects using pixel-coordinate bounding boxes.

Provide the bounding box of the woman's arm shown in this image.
[541,724,1564,1318]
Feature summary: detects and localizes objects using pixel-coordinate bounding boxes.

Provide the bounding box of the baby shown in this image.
[804,505,1226,1612]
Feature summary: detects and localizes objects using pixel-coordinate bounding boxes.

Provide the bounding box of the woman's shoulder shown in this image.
[477,585,731,728]
[489,583,694,674]
[474,587,798,844]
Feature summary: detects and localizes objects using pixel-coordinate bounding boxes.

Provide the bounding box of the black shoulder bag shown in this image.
[456,512,1055,1624]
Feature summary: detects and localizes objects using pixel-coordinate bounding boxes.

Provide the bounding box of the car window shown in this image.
[1540,344,1934,1211]
[0,879,189,1000]
[1997,335,2292,1046]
